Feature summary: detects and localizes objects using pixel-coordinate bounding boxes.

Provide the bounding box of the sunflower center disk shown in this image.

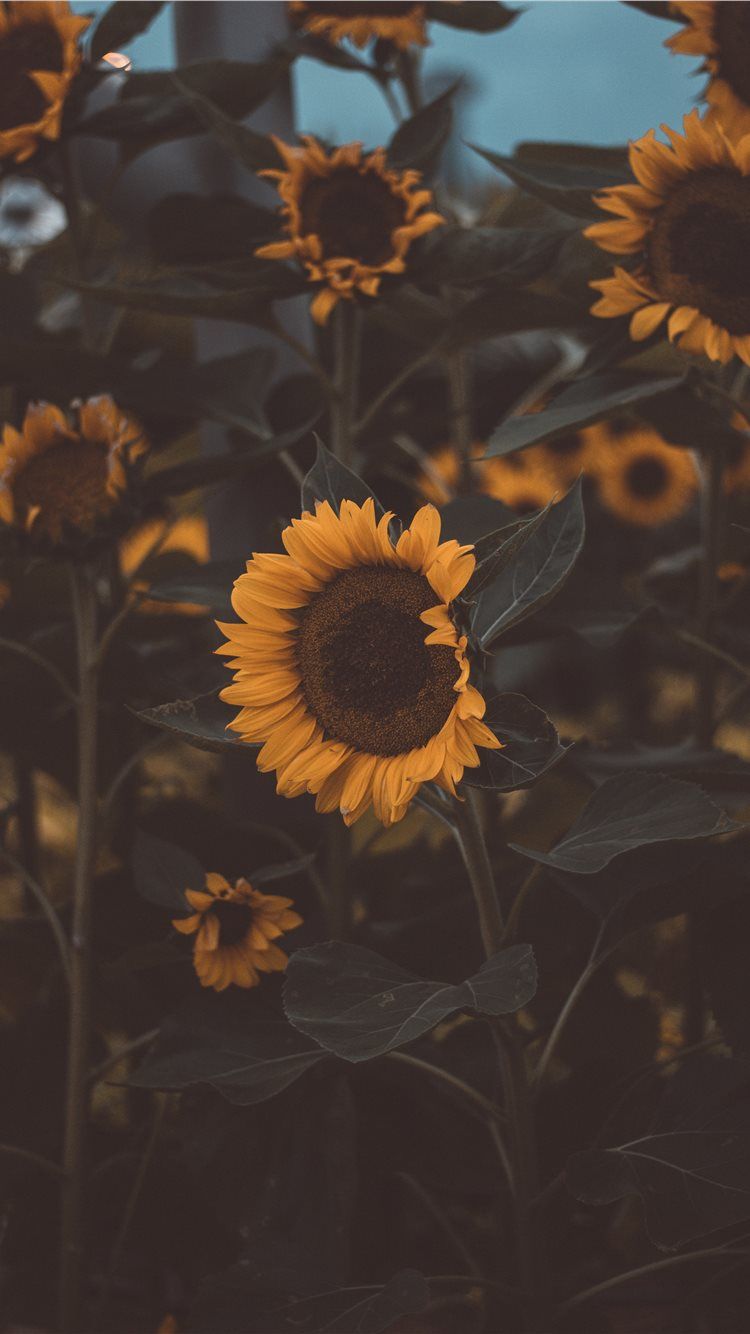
[0,22,63,130]
[14,438,110,538]
[301,167,407,266]
[211,898,254,948]
[624,455,669,500]
[298,566,460,757]
[648,169,750,333]
[715,2,750,107]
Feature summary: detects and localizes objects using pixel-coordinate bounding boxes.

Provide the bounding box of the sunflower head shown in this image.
[289,2,428,50]
[587,421,698,527]
[173,873,303,992]
[586,110,750,366]
[0,396,148,550]
[668,3,750,141]
[256,135,444,324]
[217,498,501,827]
[0,2,90,163]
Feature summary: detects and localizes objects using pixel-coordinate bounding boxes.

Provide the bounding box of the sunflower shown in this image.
[534,431,594,486]
[590,424,699,526]
[218,499,501,827]
[420,443,559,510]
[667,3,750,142]
[173,873,303,992]
[586,110,750,366]
[289,2,428,49]
[256,135,443,325]
[0,396,147,546]
[0,2,90,163]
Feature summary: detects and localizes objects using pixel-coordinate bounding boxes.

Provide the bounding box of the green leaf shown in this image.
[284,941,537,1062]
[572,740,750,794]
[470,141,630,219]
[427,1,520,31]
[412,225,567,287]
[473,478,585,647]
[485,371,687,458]
[171,72,284,173]
[71,263,306,321]
[251,854,316,888]
[511,772,736,876]
[135,689,247,754]
[465,501,552,597]
[463,693,570,792]
[146,417,320,499]
[446,281,579,349]
[132,829,204,912]
[147,193,277,265]
[301,439,385,518]
[145,558,243,617]
[387,84,455,173]
[90,0,165,63]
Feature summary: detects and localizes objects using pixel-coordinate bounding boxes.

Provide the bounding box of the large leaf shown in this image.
[572,739,750,794]
[135,689,248,754]
[301,439,384,517]
[132,829,205,912]
[566,1056,750,1250]
[147,193,276,265]
[471,141,630,219]
[465,502,552,598]
[90,0,165,62]
[145,559,242,618]
[188,1269,430,1334]
[388,85,455,173]
[146,417,320,499]
[463,693,571,792]
[171,72,284,173]
[472,478,585,647]
[284,941,537,1062]
[412,225,568,288]
[72,262,306,320]
[485,371,687,458]
[511,772,736,876]
[427,1,520,31]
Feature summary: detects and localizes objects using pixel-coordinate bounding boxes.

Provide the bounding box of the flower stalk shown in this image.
[447,351,474,495]
[695,444,725,747]
[330,299,361,467]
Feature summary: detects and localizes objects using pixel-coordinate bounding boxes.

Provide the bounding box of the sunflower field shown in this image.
[3,2,750,1332]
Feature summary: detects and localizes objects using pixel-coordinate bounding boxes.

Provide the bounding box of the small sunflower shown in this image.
[586,110,750,366]
[667,3,750,141]
[590,425,698,527]
[0,396,147,547]
[0,2,90,163]
[256,135,443,325]
[420,444,559,510]
[173,873,303,992]
[289,2,428,49]
[218,499,501,827]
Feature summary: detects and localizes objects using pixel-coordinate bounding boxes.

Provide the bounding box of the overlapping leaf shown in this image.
[463,693,570,791]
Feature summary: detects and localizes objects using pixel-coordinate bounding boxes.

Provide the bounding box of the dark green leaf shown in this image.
[701,892,750,1057]
[572,740,750,794]
[439,494,518,546]
[427,1,520,31]
[171,72,284,173]
[284,941,536,1062]
[147,418,319,499]
[473,478,585,646]
[147,193,277,265]
[251,855,316,888]
[465,501,552,597]
[511,772,736,876]
[471,141,630,219]
[463,693,570,791]
[132,829,204,912]
[412,225,567,287]
[485,371,687,458]
[135,689,248,754]
[323,1271,430,1333]
[624,1,674,18]
[145,558,242,617]
[446,282,579,348]
[71,263,306,320]
[388,84,455,173]
[192,346,276,436]
[90,0,165,63]
[301,439,385,518]
[283,32,381,73]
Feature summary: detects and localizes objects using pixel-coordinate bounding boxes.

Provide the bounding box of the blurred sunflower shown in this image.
[420,443,558,511]
[256,135,443,324]
[667,3,750,141]
[119,513,210,614]
[586,110,750,365]
[173,873,302,992]
[590,424,698,526]
[535,431,594,486]
[722,416,750,494]
[289,1,427,48]
[0,1,90,163]
[218,499,500,827]
[0,396,147,547]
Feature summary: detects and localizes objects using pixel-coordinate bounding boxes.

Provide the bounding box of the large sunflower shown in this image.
[256,136,443,325]
[586,110,750,366]
[0,396,147,546]
[667,3,750,142]
[173,873,303,992]
[218,500,501,827]
[289,1,428,49]
[589,423,698,527]
[0,2,90,163]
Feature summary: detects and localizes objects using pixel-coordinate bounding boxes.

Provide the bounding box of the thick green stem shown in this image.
[330,300,360,467]
[60,565,99,1334]
[452,787,504,953]
[694,446,725,747]
[447,351,474,494]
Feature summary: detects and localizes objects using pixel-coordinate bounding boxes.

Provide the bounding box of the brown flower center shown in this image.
[211,897,254,948]
[714,2,750,108]
[624,454,669,500]
[297,565,460,756]
[647,168,750,334]
[300,167,407,266]
[302,3,420,17]
[0,20,63,132]
[13,438,112,541]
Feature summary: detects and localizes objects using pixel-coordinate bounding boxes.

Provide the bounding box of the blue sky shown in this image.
[76,2,702,154]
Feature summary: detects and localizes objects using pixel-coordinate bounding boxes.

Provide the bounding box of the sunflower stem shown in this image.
[452,786,504,952]
[447,351,474,494]
[330,299,361,467]
[694,444,725,748]
[60,563,99,1334]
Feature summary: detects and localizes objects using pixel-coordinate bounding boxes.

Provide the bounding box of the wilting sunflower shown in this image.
[0,396,147,547]
[586,110,750,366]
[173,873,302,992]
[289,1,428,48]
[591,424,698,526]
[0,2,90,163]
[218,499,501,827]
[667,3,750,141]
[256,136,443,325]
